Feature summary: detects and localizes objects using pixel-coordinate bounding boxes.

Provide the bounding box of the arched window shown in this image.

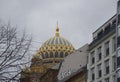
[55,51,58,57]
[45,52,48,58]
[50,52,53,58]
[60,52,63,58]
[65,52,68,57]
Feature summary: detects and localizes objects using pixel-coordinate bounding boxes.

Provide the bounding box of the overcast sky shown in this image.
[0,0,118,52]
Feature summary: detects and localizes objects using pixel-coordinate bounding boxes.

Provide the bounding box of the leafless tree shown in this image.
[0,22,32,82]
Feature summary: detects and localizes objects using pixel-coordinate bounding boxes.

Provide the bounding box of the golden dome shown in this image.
[38,24,75,64]
[29,23,75,74]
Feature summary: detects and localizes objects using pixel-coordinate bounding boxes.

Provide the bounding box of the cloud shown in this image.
[0,0,117,50]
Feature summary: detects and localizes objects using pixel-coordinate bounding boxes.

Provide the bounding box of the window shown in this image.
[112,37,116,52]
[112,19,116,29]
[117,56,120,67]
[117,36,120,47]
[97,30,103,39]
[98,47,102,61]
[65,52,68,57]
[50,52,53,58]
[60,52,63,58]
[91,68,95,81]
[105,78,109,82]
[55,51,58,57]
[91,51,95,65]
[117,71,120,82]
[98,64,102,78]
[112,56,116,71]
[105,60,109,74]
[105,41,109,56]
[104,24,111,35]
[45,52,48,58]
[118,78,120,82]
[113,75,116,82]
[118,14,120,25]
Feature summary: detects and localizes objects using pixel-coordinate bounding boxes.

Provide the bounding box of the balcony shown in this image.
[89,24,116,50]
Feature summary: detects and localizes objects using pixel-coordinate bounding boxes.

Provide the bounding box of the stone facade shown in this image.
[65,68,86,82]
[40,69,58,82]
[87,15,116,82]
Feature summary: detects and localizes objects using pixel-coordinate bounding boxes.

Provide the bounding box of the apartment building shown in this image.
[116,0,120,82]
[87,15,117,82]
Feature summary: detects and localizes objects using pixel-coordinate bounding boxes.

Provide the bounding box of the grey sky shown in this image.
[0,0,118,52]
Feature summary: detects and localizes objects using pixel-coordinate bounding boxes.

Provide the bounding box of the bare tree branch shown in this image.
[0,22,32,82]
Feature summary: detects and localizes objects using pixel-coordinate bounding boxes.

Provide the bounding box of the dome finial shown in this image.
[56,21,59,37]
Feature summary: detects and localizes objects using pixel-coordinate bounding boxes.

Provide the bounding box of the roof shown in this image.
[52,63,61,70]
[57,44,89,81]
[93,14,116,34]
[60,66,86,82]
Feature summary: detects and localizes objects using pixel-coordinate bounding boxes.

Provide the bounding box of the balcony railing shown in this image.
[89,24,116,49]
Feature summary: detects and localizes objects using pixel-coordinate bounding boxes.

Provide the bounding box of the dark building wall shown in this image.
[40,69,58,82]
[20,78,30,82]
[65,71,85,82]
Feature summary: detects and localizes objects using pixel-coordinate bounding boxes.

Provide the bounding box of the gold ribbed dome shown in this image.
[29,23,75,74]
[38,24,75,64]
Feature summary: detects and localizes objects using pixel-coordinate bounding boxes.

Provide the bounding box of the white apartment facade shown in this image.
[87,15,117,82]
[116,1,120,82]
